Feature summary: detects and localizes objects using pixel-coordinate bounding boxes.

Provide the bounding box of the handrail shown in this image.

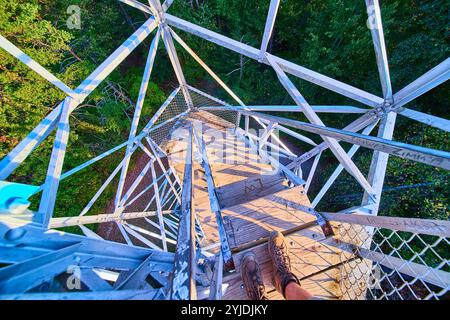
[170,125,196,300]
[192,125,235,270]
[322,211,450,238]
[202,106,450,170]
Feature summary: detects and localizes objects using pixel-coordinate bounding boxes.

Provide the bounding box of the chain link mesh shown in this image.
[336,222,450,300]
[188,88,238,126]
[148,89,189,146]
[146,88,450,301]
[147,87,239,146]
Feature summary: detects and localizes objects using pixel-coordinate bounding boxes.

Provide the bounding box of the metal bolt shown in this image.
[4,228,27,241]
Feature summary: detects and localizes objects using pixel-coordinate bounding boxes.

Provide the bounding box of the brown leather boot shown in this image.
[268,231,300,298]
[240,252,269,300]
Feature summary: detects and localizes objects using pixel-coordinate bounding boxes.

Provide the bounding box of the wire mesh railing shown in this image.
[147,89,189,146]
[188,86,239,126]
[334,218,450,300]
[146,86,239,147]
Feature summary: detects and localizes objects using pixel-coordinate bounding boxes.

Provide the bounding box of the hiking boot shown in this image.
[268,231,300,298]
[240,252,269,300]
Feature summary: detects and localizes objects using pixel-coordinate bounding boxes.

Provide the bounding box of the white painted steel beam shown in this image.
[162,0,174,11]
[237,110,450,170]
[79,142,141,217]
[266,53,375,196]
[208,252,224,300]
[0,216,174,265]
[259,0,281,59]
[150,161,168,251]
[164,14,384,107]
[235,127,305,186]
[116,221,134,246]
[38,98,77,227]
[362,0,397,216]
[147,138,181,204]
[0,289,161,300]
[365,0,393,102]
[49,210,174,228]
[192,124,234,270]
[160,23,193,108]
[120,0,173,14]
[169,35,292,155]
[170,28,245,105]
[115,30,161,210]
[392,58,450,132]
[80,225,104,240]
[201,105,369,113]
[119,161,153,208]
[362,112,397,214]
[0,243,82,293]
[304,152,321,193]
[286,112,379,169]
[393,58,450,111]
[171,126,196,300]
[395,108,450,133]
[121,222,162,250]
[120,0,153,15]
[312,121,378,208]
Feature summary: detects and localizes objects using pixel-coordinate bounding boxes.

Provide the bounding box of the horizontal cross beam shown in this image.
[235,109,450,170]
[200,105,369,113]
[322,211,450,238]
[49,210,174,228]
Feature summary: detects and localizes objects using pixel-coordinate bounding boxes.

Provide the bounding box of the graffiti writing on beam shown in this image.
[319,131,449,170]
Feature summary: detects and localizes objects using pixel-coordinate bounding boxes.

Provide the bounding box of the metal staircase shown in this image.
[0,0,449,300]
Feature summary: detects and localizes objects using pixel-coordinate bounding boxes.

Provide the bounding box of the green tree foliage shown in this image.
[0,0,70,156]
[0,0,448,228]
[0,0,166,229]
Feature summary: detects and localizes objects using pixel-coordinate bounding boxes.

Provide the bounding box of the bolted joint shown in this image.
[374,99,396,119]
[150,7,165,25]
[158,12,166,24]
[154,14,165,25]
[258,52,270,64]
[374,102,389,119]
[69,93,83,105]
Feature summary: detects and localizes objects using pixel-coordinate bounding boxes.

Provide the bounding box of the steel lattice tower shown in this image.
[0,0,448,300]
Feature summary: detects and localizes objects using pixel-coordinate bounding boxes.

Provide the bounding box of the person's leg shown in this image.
[268,231,314,300]
[285,281,313,300]
[240,252,269,300]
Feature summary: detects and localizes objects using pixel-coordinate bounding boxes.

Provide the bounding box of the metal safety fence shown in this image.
[332,216,450,300]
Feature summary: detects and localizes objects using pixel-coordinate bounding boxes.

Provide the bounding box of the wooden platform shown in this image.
[164,110,353,300]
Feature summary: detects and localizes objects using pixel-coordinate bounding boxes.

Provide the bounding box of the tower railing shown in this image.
[0,0,448,300]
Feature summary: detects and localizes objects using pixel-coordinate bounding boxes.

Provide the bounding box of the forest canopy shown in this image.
[0,0,448,226]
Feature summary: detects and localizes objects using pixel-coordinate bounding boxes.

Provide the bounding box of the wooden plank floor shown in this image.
[165,111,282,251]
[220,186,351,300]
[163,110,351,300]
[222,186,318,249]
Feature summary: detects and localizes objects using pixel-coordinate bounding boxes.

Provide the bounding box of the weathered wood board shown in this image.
[222,186,317,249]
[164,110,352,300]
